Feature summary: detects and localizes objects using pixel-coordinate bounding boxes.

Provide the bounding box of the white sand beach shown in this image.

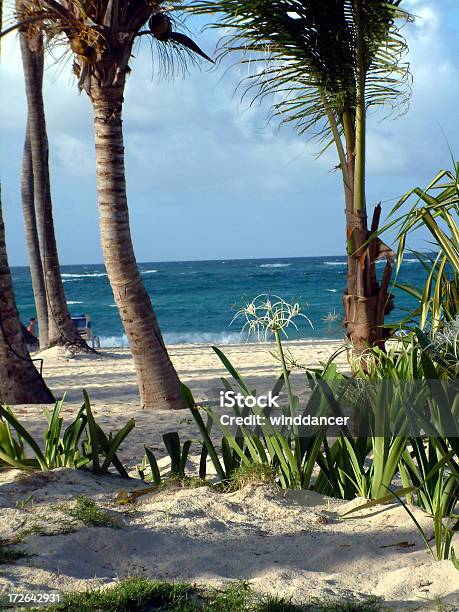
[1,341,458,609]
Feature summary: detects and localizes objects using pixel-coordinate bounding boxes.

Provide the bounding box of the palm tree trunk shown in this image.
[89,83,185,409]
[19,34,90,350]
[0,187,54,404]
[21,124,49,349]
[339,6,394,356]
[341,108,393,355]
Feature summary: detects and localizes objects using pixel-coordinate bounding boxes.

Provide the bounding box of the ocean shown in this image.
[11,256,424,347]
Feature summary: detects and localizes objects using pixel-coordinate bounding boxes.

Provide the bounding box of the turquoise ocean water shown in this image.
[11,256,424,347]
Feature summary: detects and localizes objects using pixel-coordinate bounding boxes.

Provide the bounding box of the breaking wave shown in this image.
[98,331,251,348]
[62,272,107,278]
[259,263,291,268]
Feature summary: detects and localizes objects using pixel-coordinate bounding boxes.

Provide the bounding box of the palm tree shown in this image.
[188,0,412,354]
[3,1,210,408]
[21,123,49,349]
[19,30,91,350]
[0,185,54,404]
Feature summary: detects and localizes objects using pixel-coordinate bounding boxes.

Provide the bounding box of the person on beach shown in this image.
[26,317,36,337]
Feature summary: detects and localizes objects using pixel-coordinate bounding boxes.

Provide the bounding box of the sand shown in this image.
[1,341,458,609]
[0,469,457,609]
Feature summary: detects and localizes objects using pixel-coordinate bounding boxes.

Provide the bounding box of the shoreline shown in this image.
[93,336,347,350]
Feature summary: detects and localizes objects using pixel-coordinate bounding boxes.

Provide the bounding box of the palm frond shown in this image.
[382,163,459,329]
[187,0,412,140]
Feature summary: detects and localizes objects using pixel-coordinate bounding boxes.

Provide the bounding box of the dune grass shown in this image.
[35,577,383,611]
[60,496,120,529]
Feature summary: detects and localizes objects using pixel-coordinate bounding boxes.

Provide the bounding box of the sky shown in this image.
[1,0,459,266]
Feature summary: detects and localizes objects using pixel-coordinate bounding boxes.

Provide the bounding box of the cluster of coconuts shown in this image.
[69,11,212,64]
[69,37,97,62]
[148,12,173,41]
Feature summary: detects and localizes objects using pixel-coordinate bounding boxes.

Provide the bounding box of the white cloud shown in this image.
[52,134,95,177]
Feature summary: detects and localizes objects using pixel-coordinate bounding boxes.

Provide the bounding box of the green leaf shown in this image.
[144,446,162,485]
[163,432,181,475]
[100,419,135,474]
[0,406,47,470]
[83,390,100,473]
[212,346,252,396]
[181,383,227,481]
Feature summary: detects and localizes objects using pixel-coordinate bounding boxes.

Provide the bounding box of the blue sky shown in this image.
[1,0,459,266]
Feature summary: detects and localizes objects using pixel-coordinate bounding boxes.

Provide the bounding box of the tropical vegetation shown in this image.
[0,391,133,474]
[2,0,212,407]
[381,163,459,336]
[187,0,413,354]
[0,0,458,601]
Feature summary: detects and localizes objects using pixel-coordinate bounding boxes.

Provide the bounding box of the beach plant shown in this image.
[179,366,337,490]
[136,292,458,505]
[187,0,413,356]
[342,481,459,568]
[45,576,384,611]
[311,378,413,500]
[232,294,312,411]
[385,484,459,566]
[399,438,459,516]
[196,297,337,489]
[313,433,407,501]
[179,299,455,500]
[62,495,121,528]
[0,391,133,476]
[138,432,193,484]
[380,163,459,335]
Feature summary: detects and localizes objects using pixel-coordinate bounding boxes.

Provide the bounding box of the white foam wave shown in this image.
[164,332,245,345]
[259,263,291,268]
[62,272,107,278]
[67,301,83,305]
[323,262,346,266]
[326,289,338,293]
[141,269,158,274]
[98,331,252,348]
[99,334,129,348]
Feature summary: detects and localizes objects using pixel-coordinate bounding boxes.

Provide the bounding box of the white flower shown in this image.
[231,294,313,341]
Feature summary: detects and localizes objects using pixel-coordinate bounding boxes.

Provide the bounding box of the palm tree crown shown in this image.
[190,0,411,139]
[6,0,209,92]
